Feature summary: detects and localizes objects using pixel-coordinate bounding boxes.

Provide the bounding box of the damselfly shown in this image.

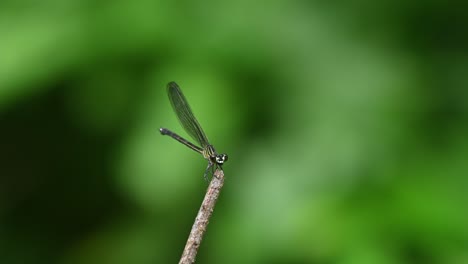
[160,82,228,180]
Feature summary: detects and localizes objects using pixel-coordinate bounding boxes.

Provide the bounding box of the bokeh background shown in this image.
[1,1,467,263]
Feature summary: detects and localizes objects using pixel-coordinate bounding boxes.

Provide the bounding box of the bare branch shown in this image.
[179,169,225,264]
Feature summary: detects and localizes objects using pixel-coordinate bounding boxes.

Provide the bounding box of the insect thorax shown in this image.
[203,145,217,160]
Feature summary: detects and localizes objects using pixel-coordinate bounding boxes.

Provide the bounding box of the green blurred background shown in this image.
[1,1,467,263]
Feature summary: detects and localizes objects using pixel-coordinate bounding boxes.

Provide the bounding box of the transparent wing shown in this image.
[166,82,210,147]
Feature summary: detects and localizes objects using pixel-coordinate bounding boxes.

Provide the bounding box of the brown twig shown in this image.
[179,169,225,264]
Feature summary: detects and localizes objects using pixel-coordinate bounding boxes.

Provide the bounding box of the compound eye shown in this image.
[215,154,228,164]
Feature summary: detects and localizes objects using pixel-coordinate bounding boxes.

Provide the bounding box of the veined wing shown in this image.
[166,82,210,148]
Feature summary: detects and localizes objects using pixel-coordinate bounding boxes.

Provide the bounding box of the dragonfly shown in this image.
[160,82,228,180]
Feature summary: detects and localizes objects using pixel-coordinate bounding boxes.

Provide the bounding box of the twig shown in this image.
[179,169,225,264]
